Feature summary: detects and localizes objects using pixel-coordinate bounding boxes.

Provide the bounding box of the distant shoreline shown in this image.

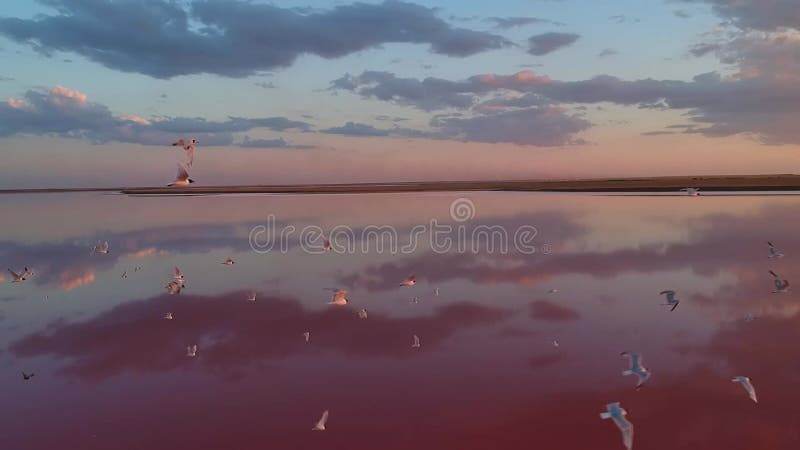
[1,174,800,195]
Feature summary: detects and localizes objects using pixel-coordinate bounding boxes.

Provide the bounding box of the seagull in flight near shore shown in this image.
[548,288,559,294]
[358,308,368,319]
[732,376,758,403]
[769,270,790,293]
[8,268,29,282]
[163,312,174,320]
[659,290,680,311]
[303,331,311,343]
[167,164,194,187]
[433,288,439,296]
[681,187,700,196]
[412,334,421,348]
[768,241,784,259]
[91,241,109,255]
[172,139,198,167]
[600,402,634,450]
[22,372,34,381]
[328,290,349,306]
[620,352,651,389]
[186,345,197,357]
[246,292,257,302]
[221,258,235,266]
[400,274,416,286]
[165,280,183,295]
[312,410,329,431]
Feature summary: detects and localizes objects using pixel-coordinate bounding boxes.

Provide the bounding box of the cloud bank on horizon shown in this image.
[0,0,799,186]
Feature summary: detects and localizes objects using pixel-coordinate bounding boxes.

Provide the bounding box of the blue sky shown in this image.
[0,0,798,188]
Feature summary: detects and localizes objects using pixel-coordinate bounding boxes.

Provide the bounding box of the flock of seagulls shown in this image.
[600,240,786,449]
[5,226,788,444]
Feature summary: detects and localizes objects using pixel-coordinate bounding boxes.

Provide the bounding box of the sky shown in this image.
[0,0,799,188]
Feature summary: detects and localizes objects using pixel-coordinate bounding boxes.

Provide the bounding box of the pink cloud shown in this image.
[58,268,96,291]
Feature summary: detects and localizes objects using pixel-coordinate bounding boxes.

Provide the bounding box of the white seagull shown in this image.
[732,376,758,403]
[246,292,257,302]
[165,280,183,295]
[358,308,368,319]
[172,139,198,167]
[303,331,311,343]
[620,352,651,389]
[681,187,700,196]
[767,241,784,259]
[221,258,235,266]
[769,270,790,293]
[433,288,440,296]
[548,288,559,294]
[312,410,329,431]
[400,274,416,287]
[186,345,197,357]
[163,312,174,320]
[8,268,29,282]
[167,164,194,187]
[659,290,680,311]
[600,402,634,450]
[91,241,110,255]
[412,334,421,348]
[328,290,349,306]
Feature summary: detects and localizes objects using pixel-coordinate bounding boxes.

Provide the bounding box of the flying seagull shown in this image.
[548,288,559,294]
[91,241,109,255]
[659,290,680,311]
[433,288,440,296]
[400,274,416,286]
[600,402,634,450]
[312,410,329,431]
[412,334,421,348]
[165,280,183,295]
[328,290,349,306]
[246,292,257,302]
[22,372,34,381]
[163,312,174,320]
[167,164,194,187]
[303,331,311,343]
[186,345,198,357]
[172,139,198,167]
[8,268,28,282]
[358,308,368,319]
[767,241,784,259]
[769,270,789,293]
[620,352,651,389]
[681,187,700,196]
[732,376,758,403]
